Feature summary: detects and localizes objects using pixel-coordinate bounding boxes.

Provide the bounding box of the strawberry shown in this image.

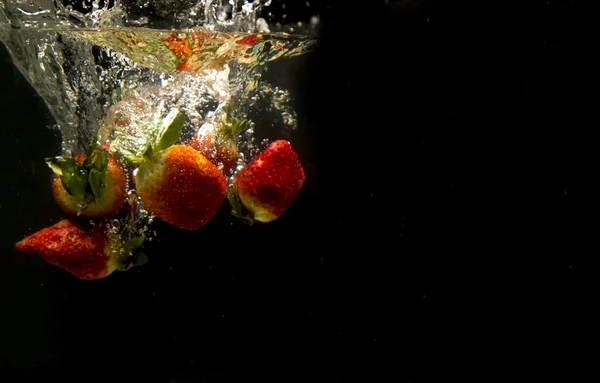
[46,145,127,219]
[229,140,305,224]
[135,145,228,230]
[15,219,146,280]
[128,109,228,230]
[188,110,248,174]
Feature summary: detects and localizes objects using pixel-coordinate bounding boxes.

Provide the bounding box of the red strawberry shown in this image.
[188,112,248,174]
[16,219,147,280]
[229,140,305,223]
[128,109,228,230]
[16,219,119,280]
[135,145,228,230]
[47,146,127,219]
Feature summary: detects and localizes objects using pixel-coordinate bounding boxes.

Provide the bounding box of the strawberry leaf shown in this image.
[142,141,154,161]
[126,235,146,250]
[45,157,66,176]
[45,157,88,200]
[228,188,255,225]
[62,167,88,198]
[46,145,110,203]
[219,111,248,140]
[153,108,185,154]
[231,118,248,136]
[88,147,108,173]
[85,148,108,201]
[87,169,104,200]
[133,253,148,266]
[117,234,147,271]
[114,108,186,164]
[83,143,98,168]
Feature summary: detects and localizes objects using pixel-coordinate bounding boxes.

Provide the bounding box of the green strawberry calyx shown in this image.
[123,108,185,166]
[45,144,109,209]
[217,104,248,141]
[117,233,148,271]
[219,115,248,141]
[228,187,256,226]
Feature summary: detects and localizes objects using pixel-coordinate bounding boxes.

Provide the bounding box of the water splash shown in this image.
[1,1,316,153]
[1,0,316,246]
[1,1,318,33]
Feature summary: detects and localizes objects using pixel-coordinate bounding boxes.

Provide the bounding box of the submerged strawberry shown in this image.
[229,140,305,224]
[15,219,146,280]
[47,145,127,219]
[188,111,248,174]
[135,145,228,230]
[128,109,228,230]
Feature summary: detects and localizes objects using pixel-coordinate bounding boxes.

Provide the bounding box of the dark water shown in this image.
[1,1,594,382]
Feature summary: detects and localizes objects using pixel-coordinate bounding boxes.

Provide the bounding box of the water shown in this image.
[0,0,317,262]
[0,1,316,153]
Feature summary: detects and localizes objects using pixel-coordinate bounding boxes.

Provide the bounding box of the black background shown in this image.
[0,0,595,382]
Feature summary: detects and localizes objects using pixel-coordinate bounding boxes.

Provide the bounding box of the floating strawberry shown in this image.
[188,109,248,174]
[46,145,127,219]
[15,219,146,280]
[229,140,305,224]
[127,109,228,230]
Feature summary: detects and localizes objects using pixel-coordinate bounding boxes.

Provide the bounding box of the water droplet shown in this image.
[256,18,270,32]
